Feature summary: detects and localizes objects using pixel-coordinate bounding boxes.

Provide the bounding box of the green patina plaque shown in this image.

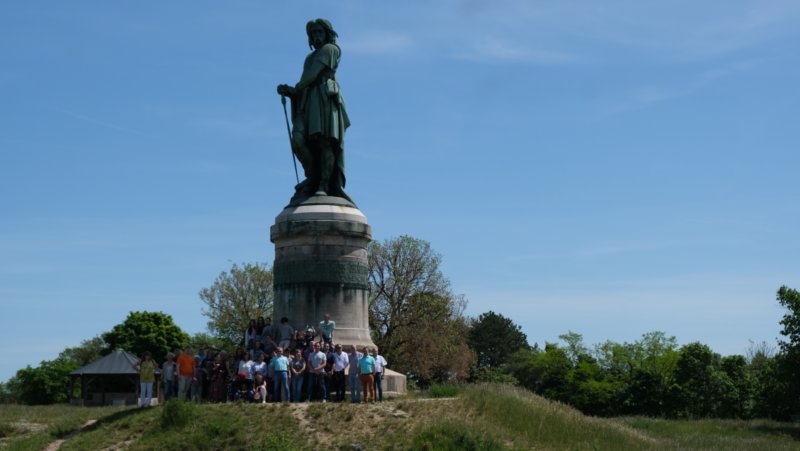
[273,260,369,288]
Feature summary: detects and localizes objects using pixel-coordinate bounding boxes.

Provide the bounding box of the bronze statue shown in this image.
[278,18,351,203]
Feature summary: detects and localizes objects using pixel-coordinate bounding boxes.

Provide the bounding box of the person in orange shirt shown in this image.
[176,346,195,401]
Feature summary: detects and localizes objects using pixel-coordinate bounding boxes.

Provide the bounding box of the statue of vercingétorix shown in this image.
[277,18,352,203]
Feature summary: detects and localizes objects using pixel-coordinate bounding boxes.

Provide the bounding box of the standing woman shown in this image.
[209,353,228,403]
[134,351,157,407]
[290,349,306,402]
[162,353,176,401]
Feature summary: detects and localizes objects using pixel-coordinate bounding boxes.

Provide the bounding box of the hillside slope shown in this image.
[2,384,800,450]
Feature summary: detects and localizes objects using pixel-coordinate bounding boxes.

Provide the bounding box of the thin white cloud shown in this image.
[602,59,757,115]
[451,0,800,62]
[454,37,576,65]
[344,32,415,55]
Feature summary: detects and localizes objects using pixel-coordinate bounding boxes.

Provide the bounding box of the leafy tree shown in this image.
[777,285,800,353]
[102,311,189,363]
[199,262,274,346]
[368,236,473,382]
[566,356,624,416]
[58,336,106,366]
[188,331,236,353]
[594,331,680,416]
[468,311,528,368]
[4,357,80,405]
[507,343,572,401]
[719,354,752,418]
[767,285,800,419]
[559,331,589,364]
[670,342,738,418]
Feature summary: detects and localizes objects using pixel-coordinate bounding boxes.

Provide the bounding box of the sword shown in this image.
[281,95,300,185]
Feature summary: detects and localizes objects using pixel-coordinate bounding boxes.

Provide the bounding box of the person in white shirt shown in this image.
[331,344,349,402]
[372,347,388,401]
[238,351,255,382]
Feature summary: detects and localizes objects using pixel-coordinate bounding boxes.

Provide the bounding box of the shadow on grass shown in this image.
[752,423,800,441]
[59,406,149,438]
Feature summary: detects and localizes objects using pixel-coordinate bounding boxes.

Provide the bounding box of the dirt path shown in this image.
[44,419,97,451]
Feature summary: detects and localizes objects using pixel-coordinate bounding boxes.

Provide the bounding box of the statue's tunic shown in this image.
[298,43,350,143]
[294,42,350,192]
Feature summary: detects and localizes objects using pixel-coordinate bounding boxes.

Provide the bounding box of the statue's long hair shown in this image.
[306,18,338,49]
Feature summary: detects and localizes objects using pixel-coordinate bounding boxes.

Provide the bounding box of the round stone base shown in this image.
[270,195,376,352]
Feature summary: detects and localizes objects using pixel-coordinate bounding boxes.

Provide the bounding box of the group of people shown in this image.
[137,314,389,407]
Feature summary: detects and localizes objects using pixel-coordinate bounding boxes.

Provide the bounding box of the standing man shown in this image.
[176,346,195,401]
[277,18,351,201]
[277,317,294,350]
[347,345,362,403]
[331,344,349,402]
[271,347,291,403]
[373,347,389,401]
[307,342,327,402]
[359,346,376,403]
[262,317,277,346]
[323,342,335,401]
[318,313,336,346]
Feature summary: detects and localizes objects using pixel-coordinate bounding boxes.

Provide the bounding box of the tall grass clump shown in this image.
[160,400,195,429]
[410,423,504,450]
[427,383,461,398]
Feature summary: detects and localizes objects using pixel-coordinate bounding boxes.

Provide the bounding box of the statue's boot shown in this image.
[294,178,310,192]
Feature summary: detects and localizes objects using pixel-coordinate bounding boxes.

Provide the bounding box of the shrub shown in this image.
[160,400,195,429]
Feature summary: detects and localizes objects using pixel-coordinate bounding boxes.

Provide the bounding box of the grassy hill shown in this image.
[2,384,799,450]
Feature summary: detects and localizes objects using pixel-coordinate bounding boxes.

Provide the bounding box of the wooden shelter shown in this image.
[69,349,159,406]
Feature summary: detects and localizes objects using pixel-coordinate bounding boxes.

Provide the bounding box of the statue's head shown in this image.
[306,18,338,49]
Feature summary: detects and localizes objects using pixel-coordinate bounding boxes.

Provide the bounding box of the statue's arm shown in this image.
[294,58,326,91]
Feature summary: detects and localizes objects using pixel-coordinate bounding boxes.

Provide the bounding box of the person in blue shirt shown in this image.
[271,347,290,402]
[358,347,376,402]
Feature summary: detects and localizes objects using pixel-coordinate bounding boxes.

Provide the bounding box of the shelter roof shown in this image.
[69,349,140,375]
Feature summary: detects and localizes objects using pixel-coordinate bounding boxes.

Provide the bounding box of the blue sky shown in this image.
[2,1,799,381]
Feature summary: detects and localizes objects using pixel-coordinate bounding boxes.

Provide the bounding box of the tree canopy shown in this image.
[102,311,189,363]
[199,262,274,346]
[368,236,474,383]
[468,310,528,368]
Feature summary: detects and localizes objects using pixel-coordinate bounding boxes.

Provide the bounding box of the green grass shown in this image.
[425,383,461,398]
[60,402,303,450]
[2,386,800,450]
[0,404,123,450]
[618,416,800,450]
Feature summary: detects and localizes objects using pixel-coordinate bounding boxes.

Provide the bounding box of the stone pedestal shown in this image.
[270,195,376,351]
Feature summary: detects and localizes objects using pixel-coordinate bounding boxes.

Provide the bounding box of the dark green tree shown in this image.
[670,342,737,418]
[468,310,528,368]
[777,285,800,353]
[57,336,107,367]
[102,311,189,363]
[4,357,80,405]
[507,343,573,402]
[769,285,800,419]
[199,262,274,346]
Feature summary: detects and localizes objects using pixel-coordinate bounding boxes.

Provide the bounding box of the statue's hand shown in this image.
[277,84,295,97]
